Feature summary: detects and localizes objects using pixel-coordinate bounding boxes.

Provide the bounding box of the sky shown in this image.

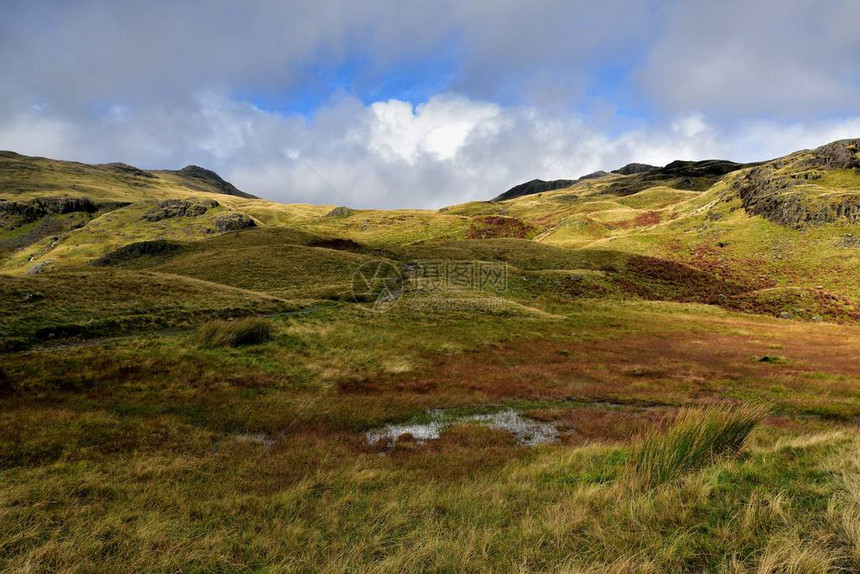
[1,0,859,209]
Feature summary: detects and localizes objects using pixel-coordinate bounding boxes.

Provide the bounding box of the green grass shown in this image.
[0,269,297,351]
[630,404,768,486]
[195,317,274,347]
[3,143,860,571]
[1,291,860,570]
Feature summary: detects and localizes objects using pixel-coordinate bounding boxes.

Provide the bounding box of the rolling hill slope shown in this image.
[4,139,860,573]
[2,138,860,323]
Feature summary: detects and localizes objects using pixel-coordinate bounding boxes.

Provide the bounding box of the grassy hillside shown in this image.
[0,269,298,351]
[0,151,255,202]
[3,140,860,571]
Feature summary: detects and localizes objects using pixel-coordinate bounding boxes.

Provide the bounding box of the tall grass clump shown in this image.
[630,404,768,486]
[195,317,273,347]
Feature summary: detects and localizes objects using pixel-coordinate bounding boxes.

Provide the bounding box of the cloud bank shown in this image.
[1,1,858,208]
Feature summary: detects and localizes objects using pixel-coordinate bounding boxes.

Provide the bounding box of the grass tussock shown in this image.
[195,317,273,347]
[630,403,769,486]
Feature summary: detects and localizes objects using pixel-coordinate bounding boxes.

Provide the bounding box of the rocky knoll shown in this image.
[0,196,129,230]
[493,179,578,201]
[168,165,257,199]
[602,159,750,197]
[611,163,658,175]
[733,139,860,226]
[141,199,220,222]
[494,159,748,201]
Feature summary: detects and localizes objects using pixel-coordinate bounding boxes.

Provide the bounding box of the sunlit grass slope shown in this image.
[0,269,296,351]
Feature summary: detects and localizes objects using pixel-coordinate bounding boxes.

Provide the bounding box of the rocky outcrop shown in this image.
[602,159,752,197]
[0,196,104,230]
[141,199,219,222]
[0,196,97,219]
[325,206,355,218]
[213,213,256,232]
[91,240,183,266]
[733,139,860,226]
[801,139,860,171]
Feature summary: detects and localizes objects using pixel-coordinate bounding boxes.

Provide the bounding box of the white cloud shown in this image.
[2,92,857,210]
[671,114,708,139]
[369,96,501,162]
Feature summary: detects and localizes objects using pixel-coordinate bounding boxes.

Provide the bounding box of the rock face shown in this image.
[612,163,659,175]
[325,206,355,218]
[493,179,577,202]
[802,139,860,171]
[0,196,106,230]
[141,199,219,222]
[602,159,751,196]
[92,240,183,266]
[733,139,860,226]
[0,196,97,219]
[214,213,256,232]
[658,159,746,178]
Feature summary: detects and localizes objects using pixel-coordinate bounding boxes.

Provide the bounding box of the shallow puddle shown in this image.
[366,409,558,447]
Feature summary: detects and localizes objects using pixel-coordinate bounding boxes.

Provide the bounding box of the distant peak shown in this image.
[611,163,659,175]
[169,165,257,199]
[177,165,222,178]
[492,178,577,202]
[578,170,609,180]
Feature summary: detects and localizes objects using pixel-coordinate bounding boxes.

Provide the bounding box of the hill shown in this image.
[5,139,860,571]
[0,151,256,203]
[493,178,578,201]
[492,158,751,202]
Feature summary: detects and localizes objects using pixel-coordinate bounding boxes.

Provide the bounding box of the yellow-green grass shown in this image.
[537,215,612,247]
[3,301,860,571]
[216,199,333,227]
[1,416,856,572]
[296,208,472,246]
[0,152,229,204]
[819,168,860,190]
[148,236,383,300]
[629,404,768,486]
[195,317,274,348]
[0,269,297,351]
[4,143,860,571]
[0,200,258,273]
[603,184,860,301]
[615,185,698,210]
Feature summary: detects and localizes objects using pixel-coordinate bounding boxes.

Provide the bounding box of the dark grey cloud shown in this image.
[640,0,860,117]
[0,0,658,116]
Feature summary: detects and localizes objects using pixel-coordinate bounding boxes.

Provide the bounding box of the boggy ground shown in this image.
[3,297,860,572]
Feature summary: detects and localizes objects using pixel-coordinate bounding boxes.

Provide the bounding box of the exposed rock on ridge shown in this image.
[734,139,860,226]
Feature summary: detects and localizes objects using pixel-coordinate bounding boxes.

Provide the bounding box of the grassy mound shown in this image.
[0,270,294,351]
[195,318,273,347]
[630,404,768,486]
[90,239,183,267]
